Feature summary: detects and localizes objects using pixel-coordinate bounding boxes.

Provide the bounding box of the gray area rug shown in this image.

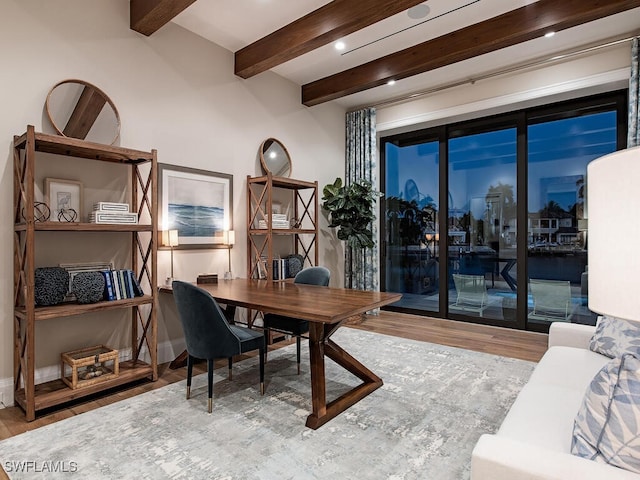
[0,328,535,479]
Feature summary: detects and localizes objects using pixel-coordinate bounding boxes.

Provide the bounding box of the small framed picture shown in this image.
[45,178,83,222]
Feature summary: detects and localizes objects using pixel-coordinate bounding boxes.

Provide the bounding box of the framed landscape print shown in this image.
[158,164,232,249]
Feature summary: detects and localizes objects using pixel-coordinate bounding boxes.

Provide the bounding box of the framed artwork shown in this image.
[158,163,233,249]
[45,178,83,222]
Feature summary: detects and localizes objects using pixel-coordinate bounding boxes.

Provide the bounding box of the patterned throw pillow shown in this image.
[589,316,640,358]
[571,353,640,473]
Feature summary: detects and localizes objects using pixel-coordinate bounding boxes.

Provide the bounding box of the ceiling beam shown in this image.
[302,0,640,106]
[130,0,197,36]
[234,0,426,79]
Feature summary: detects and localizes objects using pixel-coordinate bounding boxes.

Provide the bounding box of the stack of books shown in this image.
[258,213,289,229]
[100,269,144,301]
[272,258,289,280]
[89,202,138,224]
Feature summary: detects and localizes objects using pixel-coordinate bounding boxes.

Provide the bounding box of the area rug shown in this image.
[0,328,535,479]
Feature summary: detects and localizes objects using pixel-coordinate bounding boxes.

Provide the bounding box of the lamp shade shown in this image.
[162,229,179,247]
[587,146,640,320]
[223,230,235,245]
[168,229,179,247]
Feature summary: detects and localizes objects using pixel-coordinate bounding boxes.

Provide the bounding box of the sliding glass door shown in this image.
[383,138,440,315]
[380,91,626,331]
[526,108,620,328]
[448,125,518,324]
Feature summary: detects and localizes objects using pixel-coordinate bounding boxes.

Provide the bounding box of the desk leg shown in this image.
[305,322,383,429]
[500,259,517,291]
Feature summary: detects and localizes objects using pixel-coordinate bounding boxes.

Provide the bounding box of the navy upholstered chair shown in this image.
[263,266,330,374]
[172,281,265,413]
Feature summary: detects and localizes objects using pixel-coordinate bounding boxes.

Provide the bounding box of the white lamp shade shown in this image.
[162,229,179,247]
[223,230,235,245]
[587,146,640,320]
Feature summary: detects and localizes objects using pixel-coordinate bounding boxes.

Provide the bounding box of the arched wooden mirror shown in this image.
[259,138,292,177]
[45,79,121,145]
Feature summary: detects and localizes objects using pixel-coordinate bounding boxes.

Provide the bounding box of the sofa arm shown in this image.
[471,434,640,480]
[548,322,595,350]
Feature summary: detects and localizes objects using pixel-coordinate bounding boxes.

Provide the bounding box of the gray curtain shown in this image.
[630,37,639,148]
[345,107,378,291]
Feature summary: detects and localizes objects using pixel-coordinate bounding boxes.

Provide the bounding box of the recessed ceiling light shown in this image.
[544,31,556,38]
[334,41,346,51]
[387,80,396,86]
[407,4,430,20]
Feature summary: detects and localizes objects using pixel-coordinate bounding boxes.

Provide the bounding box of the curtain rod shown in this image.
[353,34,637,112]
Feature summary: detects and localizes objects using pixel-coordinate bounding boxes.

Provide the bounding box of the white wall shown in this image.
[0,0,345,406]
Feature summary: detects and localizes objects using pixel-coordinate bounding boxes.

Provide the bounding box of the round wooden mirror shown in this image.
[259,138,292,177]
[45,79,120,145]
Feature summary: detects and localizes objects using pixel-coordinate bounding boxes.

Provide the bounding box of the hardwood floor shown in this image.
[0,311,547,443]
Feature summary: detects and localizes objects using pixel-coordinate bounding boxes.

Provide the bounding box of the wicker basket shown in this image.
[61,345,119,389]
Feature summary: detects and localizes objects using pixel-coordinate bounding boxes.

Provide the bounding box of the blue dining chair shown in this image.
[172,281,265,413]
[263,266,330,374]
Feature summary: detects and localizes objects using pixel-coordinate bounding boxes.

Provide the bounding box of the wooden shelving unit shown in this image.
[246,173,318,282]
[13,125,158,421]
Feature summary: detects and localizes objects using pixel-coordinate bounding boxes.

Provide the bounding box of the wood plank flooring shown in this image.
[0,311,547,444]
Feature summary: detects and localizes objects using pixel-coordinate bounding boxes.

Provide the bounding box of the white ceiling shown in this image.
[172,0,640,109]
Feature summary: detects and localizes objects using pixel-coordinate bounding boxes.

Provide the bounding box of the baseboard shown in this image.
[0,339,184,409]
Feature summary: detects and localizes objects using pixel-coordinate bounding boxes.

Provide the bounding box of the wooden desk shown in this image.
[161,279,401,429]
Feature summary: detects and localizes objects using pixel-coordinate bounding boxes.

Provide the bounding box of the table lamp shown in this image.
[223,230,235,280]
[587,146,640,320]
[163,229,179,286]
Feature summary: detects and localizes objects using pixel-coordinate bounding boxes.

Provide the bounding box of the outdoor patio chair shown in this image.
[451,274,490,315]
[528,278,574,323]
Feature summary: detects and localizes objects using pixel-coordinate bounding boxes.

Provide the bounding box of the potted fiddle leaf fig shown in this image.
[322,177,380,287]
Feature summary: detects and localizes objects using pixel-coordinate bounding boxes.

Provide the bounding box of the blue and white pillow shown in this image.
[571,353,640,473]
[589,316,640,358]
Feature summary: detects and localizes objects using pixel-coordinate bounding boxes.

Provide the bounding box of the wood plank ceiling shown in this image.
[131,0,640,107]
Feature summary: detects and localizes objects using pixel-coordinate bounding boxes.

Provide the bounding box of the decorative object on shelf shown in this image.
[223,230,235,280]
[197,273,218,285]
[257,213,290,229]
[159,163,233,249]
[322,177,381,288]
[285,254,304,278]
[162,229,179,286]
[259,138,292,177]
[61,345,119,390]
[60,262,114,301]
[71,271,106,304]
[21,202,51,222]
[45,79,121,145]
[57,208,78,222]
[89,211,137,224]
[45,178,83,223]
[89,202,137,224]
[34,267,70,306]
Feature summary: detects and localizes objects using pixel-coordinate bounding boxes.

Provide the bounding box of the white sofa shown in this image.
[471,322,640,480]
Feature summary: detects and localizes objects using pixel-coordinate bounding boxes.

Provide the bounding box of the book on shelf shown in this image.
[257,219,290,229]
[272,258,289,280]
[129,270,144,297]
[89,211,138,224]
[102,269,143,301]
[101,271,115,301]
[93,202,130,212]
